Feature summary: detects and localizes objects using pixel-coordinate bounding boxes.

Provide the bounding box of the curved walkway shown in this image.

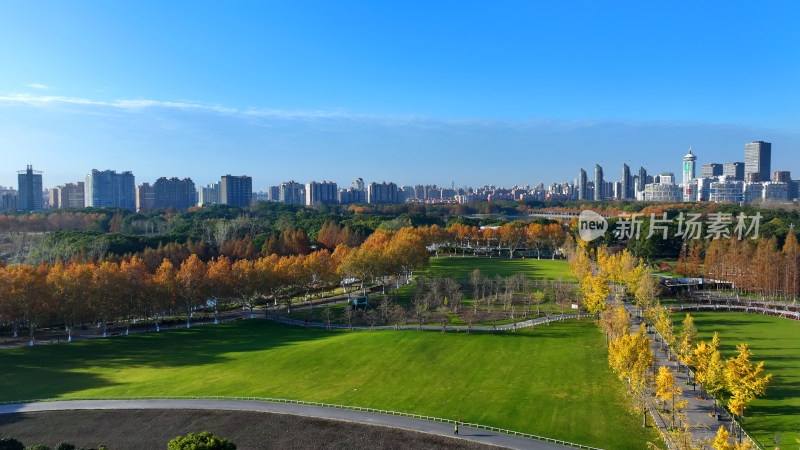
[667,303,800,320]
[0,399,579,450]
[273,312,591,331]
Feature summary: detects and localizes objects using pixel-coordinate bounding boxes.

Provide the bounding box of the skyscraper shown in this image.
[701,163,723,178]
[620,164,631,200]
[154,177,196,211]
[136,183,156,211]
[577,168,587,200]
[17,165,43,211]
[637,167,647,192]
[278,181,304,204]
[84,169,136,211]
[305,181,338,206]
[744,141,771,183]
[199,183,221,206]
[723,162,745,181]
[682,147,696,186]
[593,164,604,201]
[367,181,401,204]
[220,175,253,207]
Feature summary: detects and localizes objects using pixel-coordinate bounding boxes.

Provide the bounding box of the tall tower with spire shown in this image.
[682,147,697,187]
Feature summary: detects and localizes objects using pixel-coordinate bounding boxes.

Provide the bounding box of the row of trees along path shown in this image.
[0,227,430,346]
[573,245,771,450]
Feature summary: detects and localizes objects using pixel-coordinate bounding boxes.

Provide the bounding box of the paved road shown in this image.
[0,399,575,450]
[622,301,746,447]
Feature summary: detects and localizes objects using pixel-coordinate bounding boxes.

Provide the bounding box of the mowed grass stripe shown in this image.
[672,311,800,446]
[421,257,573,280]
[0,320,658,449]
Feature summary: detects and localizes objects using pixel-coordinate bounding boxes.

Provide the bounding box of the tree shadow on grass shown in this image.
[0,320,337,402]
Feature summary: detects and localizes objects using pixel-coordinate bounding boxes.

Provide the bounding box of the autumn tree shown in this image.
[47,261,90,342]
[94,261,124,337]
[723,344,772,420]
[152,259,178,331]
[656,366,685,427]
[783,227,800,301]
[7,264,50,345]
[676,313,698,368]
[207,256,235,324]
[499,223,526,259]
[119,256,150,334]
[177,254,208,328]
[582,270,611,316]
[693,332,726,407]
[608,323,654,395]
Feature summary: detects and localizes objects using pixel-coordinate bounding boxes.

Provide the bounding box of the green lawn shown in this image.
[672,311,800,446]
[421,257,573,280]
[0,320,659,449]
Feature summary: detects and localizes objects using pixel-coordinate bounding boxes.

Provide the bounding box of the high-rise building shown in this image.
[278,181,303,204]
[723,162,745,181]
[305,181,338,206]
[17,165,43,211]
[701,163,723,178]
[136,183,156,211]
[49,188,60,210]
[773,171,791,183]
[338,187,366,204]
[199,183,221,206]
[708,178,744,203]
[637,167,647,192]
[577,169,587,200]
[682,148,696,186]
[153,177,196,211]
[220,175,252,208]
[267,186,280,202]
[352,177,365,191]
[744,141,771,183]
[620,164,632,200]
[0,187,17,213]
[367,181,401,204]
[593,164,604,201]
[52,182,85,209]
[84,169,136,211]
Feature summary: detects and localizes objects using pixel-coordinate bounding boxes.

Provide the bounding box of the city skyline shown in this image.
[2,1,799,188]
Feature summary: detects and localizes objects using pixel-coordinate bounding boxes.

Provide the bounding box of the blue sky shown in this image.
[1,1,798,190]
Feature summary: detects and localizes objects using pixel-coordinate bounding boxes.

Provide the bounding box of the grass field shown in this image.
[672,311,800,447]
[420,257,573,281]
[0,320,659,449]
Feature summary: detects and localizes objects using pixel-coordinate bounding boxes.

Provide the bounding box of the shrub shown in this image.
[0,438,25,450]
[167,432,235,450]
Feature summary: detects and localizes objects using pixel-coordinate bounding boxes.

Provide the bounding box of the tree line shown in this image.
[0,228,429,345]
[699,230,800,300]
[571,243,772,448]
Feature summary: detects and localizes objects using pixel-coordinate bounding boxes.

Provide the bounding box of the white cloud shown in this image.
[26,83,51,90]
[0,93,443,123]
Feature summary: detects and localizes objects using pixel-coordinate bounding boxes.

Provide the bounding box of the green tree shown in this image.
[168,431,236,450]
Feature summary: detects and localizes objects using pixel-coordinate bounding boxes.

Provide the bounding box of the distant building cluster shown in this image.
[3,140,797,214]
[577,141,799,204]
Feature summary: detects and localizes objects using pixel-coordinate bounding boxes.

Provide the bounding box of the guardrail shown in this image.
[666,303,800,321]
[0,395,603,450]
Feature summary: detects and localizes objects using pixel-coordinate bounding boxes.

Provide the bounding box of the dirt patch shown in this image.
[0,409,496,449]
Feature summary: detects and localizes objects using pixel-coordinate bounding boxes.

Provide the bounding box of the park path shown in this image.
[621,300,749,447]
[0,399,576,450]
